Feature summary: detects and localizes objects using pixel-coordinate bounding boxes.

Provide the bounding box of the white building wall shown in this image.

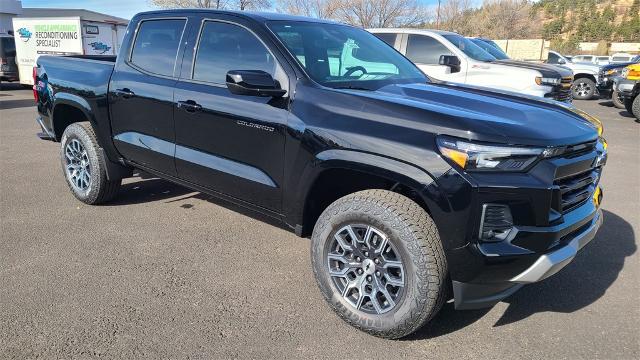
[0,0,23,33]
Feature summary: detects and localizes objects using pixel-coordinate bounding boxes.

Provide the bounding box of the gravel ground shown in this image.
[1,83,638,359]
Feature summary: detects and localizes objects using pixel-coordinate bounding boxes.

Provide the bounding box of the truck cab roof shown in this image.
[134,9,340,24]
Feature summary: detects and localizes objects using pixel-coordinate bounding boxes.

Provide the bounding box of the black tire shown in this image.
[572,78,597,100]
[60,122,121,204]
[310,190,447,339]
[611,90,625,109]
[632,95,640,121]
[624,97,634,116]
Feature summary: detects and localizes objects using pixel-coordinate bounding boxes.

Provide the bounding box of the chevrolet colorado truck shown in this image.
[34,10,607,339]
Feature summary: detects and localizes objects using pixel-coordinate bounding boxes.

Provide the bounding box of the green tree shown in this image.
[617,0,640,41]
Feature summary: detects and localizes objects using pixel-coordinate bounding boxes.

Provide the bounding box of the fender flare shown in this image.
[51,93,98,139]
[51,93,131,180]
[287,149,446,236]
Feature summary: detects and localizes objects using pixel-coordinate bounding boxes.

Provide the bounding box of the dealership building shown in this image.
[1,1,127,35]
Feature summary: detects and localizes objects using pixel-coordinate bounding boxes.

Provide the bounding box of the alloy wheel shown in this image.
[65,139,91,192]
[573,81,592,97]
[326,224,405,314]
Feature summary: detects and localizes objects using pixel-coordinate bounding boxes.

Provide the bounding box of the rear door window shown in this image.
[373,33,397,48]
[130,19,186,77]
[406,35,452,64]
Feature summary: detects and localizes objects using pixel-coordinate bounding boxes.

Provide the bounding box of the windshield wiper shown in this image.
[333,85,373,91]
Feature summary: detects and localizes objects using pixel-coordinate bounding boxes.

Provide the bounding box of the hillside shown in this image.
[535,0,640,41]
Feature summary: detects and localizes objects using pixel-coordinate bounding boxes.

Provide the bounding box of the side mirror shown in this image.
[558,58,566,64]
[439,55,461,73]
[226,70,286,98]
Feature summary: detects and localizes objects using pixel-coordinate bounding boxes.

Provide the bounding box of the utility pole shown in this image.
[436,0,441,29]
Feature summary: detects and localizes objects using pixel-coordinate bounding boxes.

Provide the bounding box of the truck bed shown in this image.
[35,55,116,147]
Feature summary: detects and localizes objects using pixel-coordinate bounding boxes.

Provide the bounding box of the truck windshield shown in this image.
[470,38,509,60]
[0,37,16,57]
[268,21,427,90]
[442,34,496,62]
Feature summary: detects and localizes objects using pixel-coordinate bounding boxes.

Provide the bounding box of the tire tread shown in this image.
[61,122,121,204]
[311,189,447,339]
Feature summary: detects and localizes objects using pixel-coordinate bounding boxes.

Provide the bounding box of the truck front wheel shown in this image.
[572,78,597,100]
[632,94,640,120]
[310,190,448,339]
[60,122,121,204]
[624,97,634,116]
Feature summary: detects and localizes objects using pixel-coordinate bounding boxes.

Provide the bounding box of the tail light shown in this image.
[0,57,6,65]
[32,66,39,102]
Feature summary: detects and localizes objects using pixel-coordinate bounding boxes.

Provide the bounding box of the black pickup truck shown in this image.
[34,10,607,339]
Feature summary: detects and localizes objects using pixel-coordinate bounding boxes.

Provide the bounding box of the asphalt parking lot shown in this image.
[1,83,638,359]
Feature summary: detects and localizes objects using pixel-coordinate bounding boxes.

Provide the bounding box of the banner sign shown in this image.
[12,18,83,67]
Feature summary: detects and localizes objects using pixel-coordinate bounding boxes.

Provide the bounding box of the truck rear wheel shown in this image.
[611,90,625,109]
[310,190,447,339]
[60,122,121,204]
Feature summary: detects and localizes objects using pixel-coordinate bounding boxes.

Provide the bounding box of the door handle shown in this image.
[114,88,135,99]
[177,100,202,113]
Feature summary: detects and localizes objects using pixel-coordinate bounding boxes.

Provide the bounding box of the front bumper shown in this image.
[616,79,636,97]
[511,207,602,283]
[453,206,603,310]
[597,76,616,97]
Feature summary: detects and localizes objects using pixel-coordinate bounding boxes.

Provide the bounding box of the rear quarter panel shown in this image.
[36,55,117,158]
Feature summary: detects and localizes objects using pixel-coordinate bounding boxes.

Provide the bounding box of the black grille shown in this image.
[551,77,574,103]
[564,140,597,158]
[555,168,600,213]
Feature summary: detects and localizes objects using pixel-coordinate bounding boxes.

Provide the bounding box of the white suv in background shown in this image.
[369,28,574,103]
[546,51,602,100]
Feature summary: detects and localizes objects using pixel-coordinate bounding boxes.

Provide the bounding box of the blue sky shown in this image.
[21,0,446,20]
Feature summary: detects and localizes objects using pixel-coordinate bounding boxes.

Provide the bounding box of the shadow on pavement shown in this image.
[107,173,289,231]
[494,210,635,326]
[0,99,36,110]
[106,175,636,339]
[408,210,635,339]
[618,110,637,119]
[597,99,615,108]
[105,172,193,206]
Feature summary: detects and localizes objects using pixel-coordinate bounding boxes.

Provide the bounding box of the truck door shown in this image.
[109,18,188,176]
[404,34,465,83]
[173,18,289,212]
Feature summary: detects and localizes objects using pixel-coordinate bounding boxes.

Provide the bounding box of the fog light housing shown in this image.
[479,204,514,242]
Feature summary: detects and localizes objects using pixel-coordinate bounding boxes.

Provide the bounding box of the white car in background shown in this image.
[546,50,602,100]
[368,28,574,103]
[572,55,611,65]
[610,53,636,63]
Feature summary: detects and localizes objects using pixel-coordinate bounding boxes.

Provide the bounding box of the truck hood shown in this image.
[565,62,600,74]
[601,60,639,72]
[344,82,599,147]
[493,60,573,78]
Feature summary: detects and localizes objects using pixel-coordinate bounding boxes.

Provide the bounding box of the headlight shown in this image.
[622,67,629,78]
[535,76,561,86]
[572,109,604,136]
[436,136,559,172]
